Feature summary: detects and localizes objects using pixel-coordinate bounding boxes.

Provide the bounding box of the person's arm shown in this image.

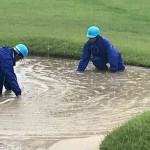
[77,43,91,72]
[2,58,21,96]
[0,74,4,95]
[103,39,119,72]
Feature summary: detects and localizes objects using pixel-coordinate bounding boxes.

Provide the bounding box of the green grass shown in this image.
[100,111,150,150]
[0,0,150,67]
[0,0,150,149]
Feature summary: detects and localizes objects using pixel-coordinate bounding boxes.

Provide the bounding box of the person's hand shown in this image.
[76,70,84,73]
[17,95,21,98]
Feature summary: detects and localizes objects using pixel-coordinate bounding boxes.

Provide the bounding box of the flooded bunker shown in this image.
[0,57,150,150]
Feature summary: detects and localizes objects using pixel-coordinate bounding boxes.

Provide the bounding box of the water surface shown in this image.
[0,57,150,150]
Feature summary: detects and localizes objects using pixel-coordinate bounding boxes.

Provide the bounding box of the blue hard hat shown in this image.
[86,26,100,38]
[14,44,28,58]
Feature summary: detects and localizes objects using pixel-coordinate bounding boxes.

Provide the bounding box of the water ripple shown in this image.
[0,57,150,149]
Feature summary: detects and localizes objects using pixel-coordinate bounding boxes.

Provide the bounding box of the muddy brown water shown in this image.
[0,57,150,150]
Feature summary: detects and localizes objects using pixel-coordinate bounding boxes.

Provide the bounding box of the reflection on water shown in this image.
[0,56,150,150]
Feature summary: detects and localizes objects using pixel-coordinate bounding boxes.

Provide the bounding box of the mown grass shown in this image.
[100,111,150,150]
[0,0,150,67]
[0,1,150,148]
[0,37,82,59]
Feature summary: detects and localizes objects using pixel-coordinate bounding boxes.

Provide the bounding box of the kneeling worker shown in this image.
[77,26,125,72]
[0,44,28,96]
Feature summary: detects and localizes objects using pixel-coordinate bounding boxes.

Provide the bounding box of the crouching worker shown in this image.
[0,44,28,97]
[77,26,125,73]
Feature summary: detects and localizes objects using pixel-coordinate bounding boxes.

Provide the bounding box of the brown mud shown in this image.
[0,57,150,150]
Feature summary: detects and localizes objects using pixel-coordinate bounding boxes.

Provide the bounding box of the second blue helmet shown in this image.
[86,26,100,38]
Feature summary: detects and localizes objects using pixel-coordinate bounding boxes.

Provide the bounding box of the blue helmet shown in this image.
[14,44,28,58]
[86,26,100,38]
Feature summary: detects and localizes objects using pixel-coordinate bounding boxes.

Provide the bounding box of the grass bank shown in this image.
[0,37,82,59]
[0,0,150,67]
[0,36,150,67]
[100,111,150,150]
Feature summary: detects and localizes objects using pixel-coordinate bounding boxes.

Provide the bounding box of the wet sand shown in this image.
[49,136,104,150]
[0,57,150,150]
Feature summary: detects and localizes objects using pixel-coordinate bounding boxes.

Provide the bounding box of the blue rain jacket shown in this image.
[0,46,21,96]
[77,36,125,72]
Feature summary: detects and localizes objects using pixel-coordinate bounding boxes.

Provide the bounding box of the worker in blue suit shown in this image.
[0,44,28,96]
[77,26,125,72]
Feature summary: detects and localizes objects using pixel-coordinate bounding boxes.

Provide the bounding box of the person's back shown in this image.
[0,46,14,64]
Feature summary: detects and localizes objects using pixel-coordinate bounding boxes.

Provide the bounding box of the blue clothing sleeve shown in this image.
[0,71,4,94]
[1,58,21,96]
[103,39,119,72]
[77,43,91,71]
